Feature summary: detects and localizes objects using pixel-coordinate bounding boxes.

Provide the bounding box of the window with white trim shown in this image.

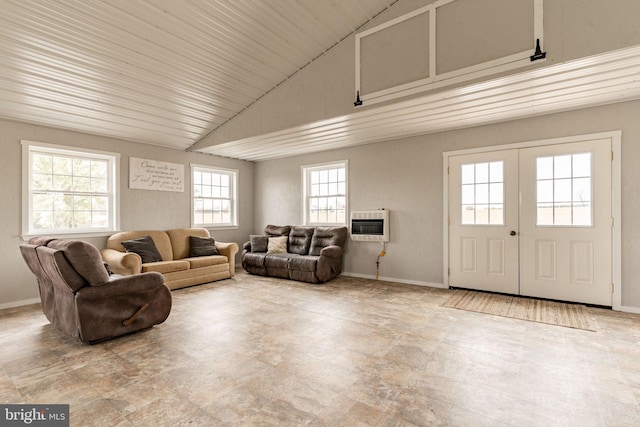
[22,141,119,236]
[536,152,592,226]
[303,161,348,225]
[461,161,505,225]
[192,165,237,227]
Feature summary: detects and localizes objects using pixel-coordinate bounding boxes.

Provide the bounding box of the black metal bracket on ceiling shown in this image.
[354,91,363,107]
[530,38,547,61]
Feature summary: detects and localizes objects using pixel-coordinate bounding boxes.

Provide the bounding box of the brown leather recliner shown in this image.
[20,236,172,344]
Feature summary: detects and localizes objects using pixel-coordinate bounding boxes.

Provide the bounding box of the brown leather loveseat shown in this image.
[241,225,348,284]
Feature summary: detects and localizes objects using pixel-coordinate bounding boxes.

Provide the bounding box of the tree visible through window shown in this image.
[303,162,347,225]
[23,141,118,235]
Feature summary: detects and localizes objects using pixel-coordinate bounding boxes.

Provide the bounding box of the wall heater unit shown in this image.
[350,209,389,242]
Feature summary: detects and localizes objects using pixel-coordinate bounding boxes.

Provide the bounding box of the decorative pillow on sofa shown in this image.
[121,235,163,263]
[189,236,219,257]
[250,235,269,253]
[267,236,288,254]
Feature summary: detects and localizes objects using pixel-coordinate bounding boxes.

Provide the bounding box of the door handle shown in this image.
[510,230,517,236]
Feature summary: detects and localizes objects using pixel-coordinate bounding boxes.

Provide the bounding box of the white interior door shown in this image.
[519,139,612,305]
[449,150,519,294]
[448,139,613,306]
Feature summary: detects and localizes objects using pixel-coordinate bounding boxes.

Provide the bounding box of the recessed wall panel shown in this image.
[535,240,557,281]
[570,241,594,284]
[360,11,430,95]
[436,0,533,74]
[487,238,505,275]
[461,237,477,273]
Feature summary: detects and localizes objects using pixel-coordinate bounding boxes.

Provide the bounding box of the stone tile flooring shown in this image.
[1,271,640,426]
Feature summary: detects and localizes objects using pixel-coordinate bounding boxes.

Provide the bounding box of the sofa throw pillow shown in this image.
[121,235,163,263]
[189,236,219,257]
[250,235,269,252]
[267,236,288,254]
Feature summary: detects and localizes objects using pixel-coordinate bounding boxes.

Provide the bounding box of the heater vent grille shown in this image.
[350,210,389,242]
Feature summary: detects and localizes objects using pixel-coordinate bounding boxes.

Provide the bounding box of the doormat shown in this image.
[442,289,596,331]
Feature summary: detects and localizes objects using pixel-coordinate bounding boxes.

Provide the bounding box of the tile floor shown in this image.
[1,271,639,426]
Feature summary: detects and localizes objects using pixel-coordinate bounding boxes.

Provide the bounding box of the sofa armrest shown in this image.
[242,241,251,251]
[317,245,345,283]
[100,248,142,276]
[75,272,171,342]
[86,271,165,293]
[214,241,240,277]
[319,245,344,258]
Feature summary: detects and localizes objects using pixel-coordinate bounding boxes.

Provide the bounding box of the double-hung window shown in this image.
[192,165,238,228]
[303,161,348,225]
[22,141,119,237]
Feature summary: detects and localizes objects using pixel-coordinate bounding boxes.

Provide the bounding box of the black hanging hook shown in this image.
[530,38,546,61]
[354,90,363,107]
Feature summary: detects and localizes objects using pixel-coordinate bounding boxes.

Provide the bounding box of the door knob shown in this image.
[510,230,517,236]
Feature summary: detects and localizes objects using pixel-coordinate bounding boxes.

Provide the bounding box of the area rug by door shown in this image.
[442,289,596,331]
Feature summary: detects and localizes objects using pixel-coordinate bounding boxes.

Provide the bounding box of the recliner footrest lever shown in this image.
[123,303,149,327]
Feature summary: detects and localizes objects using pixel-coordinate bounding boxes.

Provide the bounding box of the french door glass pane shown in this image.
[460,161,504,225]
[536,152,592,226]
[475,163,489,183]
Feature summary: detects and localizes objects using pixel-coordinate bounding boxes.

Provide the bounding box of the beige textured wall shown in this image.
[238,0,640,310]
[5,0,640,310]
[0,119,253,307]
[253,100,640,309]
[203,0,640,147]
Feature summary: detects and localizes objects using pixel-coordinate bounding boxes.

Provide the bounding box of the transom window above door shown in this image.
[536,152,592,226]
[461,161,504,225]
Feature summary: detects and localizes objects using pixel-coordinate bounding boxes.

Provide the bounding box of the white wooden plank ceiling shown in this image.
[0,0,396,152]
[2,1,640,162]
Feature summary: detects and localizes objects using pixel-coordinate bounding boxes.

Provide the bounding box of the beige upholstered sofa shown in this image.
[101,228,238,290]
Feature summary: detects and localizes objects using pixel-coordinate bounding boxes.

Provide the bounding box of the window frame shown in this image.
[21,140,120,239]
[190,164,238,229]
[302,160,349,226]
[460,160,505,226]
[535,151,593,227]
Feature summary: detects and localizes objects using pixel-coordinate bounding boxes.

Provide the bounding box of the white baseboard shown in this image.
[0,298,40,311]
[341,272,446,289]
[619,305,640,314]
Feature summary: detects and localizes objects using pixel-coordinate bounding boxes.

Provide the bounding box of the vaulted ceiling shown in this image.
[2,1,640,162]
[0,0,397,154]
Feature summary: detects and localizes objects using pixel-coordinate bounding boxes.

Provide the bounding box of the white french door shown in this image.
[448,139,613,306]
[518,140,612,305]
[449,150,520,294]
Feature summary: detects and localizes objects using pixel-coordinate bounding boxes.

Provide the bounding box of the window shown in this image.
[22,141,119,236]
[192,165,237,228]
[461,161,504,225]
[303,161,348,225]
[536,152,592,226]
